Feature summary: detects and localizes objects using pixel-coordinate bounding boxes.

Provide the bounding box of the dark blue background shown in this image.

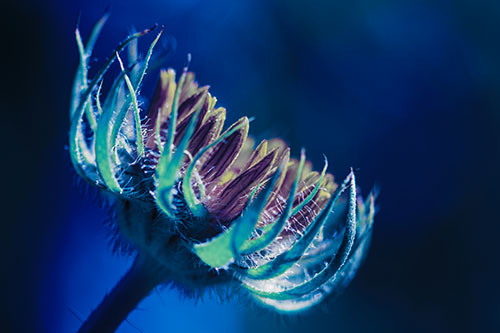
[2,0,499,332]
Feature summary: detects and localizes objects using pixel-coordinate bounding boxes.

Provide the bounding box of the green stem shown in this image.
[78,253,168,333]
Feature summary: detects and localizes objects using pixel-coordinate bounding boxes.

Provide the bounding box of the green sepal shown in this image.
[182,119,250,218]
[94,72,127,192]
[290,156,328,216]
[70,11,109,118]
[70,23,154,125]
[239,171,354,280]
[155,106,201,218]
[68,14,110,181]
[127,27,139,84]
[192,159,283,268]
[252,221,372,310]
[94,28,161,193]
[69,25,156,183]
[101,71,128,166]
[75,27,97,131]
[240,171,359,300]
[116,52,144,157]
[231,160,285,255]
[238,149,306,255]
[192,224,238,269]
[251,225,371,313]
[83,10,110,64]
[95,81,104,116]
[109,27,163,153]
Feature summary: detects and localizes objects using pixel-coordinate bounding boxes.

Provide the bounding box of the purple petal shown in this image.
[208,149,278,222]
[200,117,249,183]
[174,88,209,146]
[187,108,226,156]
[179,72,199,105]
[242,140,268,171]
[145,69,176,149]
[177,86,209,124]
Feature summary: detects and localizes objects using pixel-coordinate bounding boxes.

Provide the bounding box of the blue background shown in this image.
[2,0,499,332]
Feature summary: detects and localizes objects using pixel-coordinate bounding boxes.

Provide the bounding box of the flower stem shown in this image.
[78,253,168,333]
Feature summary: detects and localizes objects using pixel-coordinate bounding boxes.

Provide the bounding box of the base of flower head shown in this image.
[113,197,233,292]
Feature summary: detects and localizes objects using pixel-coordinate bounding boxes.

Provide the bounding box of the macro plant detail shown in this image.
[70,14,376,332]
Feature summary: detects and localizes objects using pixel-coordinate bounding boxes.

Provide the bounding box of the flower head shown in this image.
[69,18,375,313]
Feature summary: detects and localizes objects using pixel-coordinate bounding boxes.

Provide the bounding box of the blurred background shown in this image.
[2,0,499,332]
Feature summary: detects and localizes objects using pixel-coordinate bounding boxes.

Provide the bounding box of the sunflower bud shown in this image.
[69,17,375,314]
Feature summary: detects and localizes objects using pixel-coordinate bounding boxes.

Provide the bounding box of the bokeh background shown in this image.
[2,0,500,332]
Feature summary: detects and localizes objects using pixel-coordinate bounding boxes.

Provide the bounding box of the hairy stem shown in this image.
[78,253,168,333]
